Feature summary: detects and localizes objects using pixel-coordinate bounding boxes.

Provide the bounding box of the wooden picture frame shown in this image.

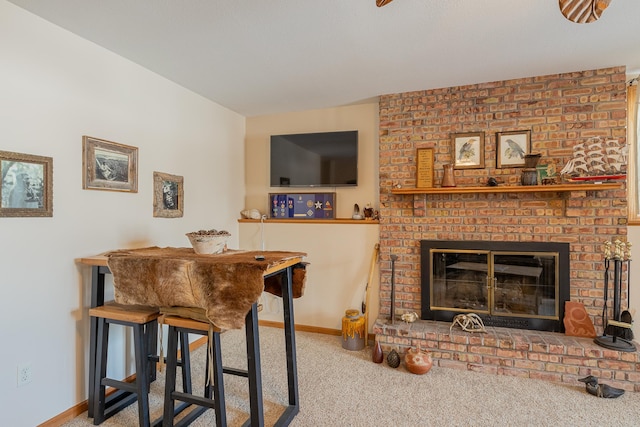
[497,130,531,168]
[416,148,434,188]
[0,150,53,217]
[153,171,184,218]
[452,132,484,169]
[82,136,138,192]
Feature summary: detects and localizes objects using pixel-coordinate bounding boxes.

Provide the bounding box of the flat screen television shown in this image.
[270,130,358,187]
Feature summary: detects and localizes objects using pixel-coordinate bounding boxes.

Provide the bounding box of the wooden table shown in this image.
[78,250,305,427]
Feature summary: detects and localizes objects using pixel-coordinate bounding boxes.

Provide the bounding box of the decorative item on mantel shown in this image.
[441,163,456,187]
[521,153,541,186]
[560,137,627,182]
[186,229,231,254]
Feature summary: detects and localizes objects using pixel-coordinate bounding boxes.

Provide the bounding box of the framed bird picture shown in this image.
[497,130,531,168]
[452,132,484,169]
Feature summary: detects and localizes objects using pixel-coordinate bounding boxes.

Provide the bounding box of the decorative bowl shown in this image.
[186,229,231,254]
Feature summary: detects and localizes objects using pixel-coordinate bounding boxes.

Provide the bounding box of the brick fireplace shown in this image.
[373,66,639,391]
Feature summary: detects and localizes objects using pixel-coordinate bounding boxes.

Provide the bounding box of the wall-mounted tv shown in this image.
[270,130,358,187]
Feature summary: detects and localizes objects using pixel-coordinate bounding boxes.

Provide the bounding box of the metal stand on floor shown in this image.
[594,240,636,352]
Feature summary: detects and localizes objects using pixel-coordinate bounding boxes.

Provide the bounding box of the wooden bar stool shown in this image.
[89,303,160,426]
[161,313,226,427]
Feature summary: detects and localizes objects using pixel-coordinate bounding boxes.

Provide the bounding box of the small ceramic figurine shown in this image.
[363,203,374,219]
[352,203,362,220]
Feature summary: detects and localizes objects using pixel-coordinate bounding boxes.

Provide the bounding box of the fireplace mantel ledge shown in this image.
[390,182,623,195]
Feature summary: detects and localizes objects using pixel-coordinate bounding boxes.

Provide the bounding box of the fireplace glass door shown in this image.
[430,249,559,319]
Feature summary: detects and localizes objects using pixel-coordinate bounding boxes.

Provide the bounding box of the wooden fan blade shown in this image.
[376,0,394,7]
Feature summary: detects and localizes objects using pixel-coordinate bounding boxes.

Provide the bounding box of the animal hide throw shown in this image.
[105,247,307,330]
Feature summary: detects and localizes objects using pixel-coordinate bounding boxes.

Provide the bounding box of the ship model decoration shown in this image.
[559,137,627,182]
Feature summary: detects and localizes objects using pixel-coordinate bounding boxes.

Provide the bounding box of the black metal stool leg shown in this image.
[133,324,151,427]
[93,317,109,425]
[162,325,179,426]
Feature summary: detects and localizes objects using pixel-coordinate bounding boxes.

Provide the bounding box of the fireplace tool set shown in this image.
[594,239,636,352]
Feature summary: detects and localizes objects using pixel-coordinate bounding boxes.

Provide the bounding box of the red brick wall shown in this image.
[378,66,628,331]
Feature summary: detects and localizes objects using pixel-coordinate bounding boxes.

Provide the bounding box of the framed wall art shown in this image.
[0,150,53,217]
[82,136,138,192]
[153,171,184,218]
[452,132,484,169]
[416,148,434,188]
[496,130,531,168]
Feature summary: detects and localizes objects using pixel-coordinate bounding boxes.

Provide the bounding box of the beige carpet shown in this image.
[63,326,640,426]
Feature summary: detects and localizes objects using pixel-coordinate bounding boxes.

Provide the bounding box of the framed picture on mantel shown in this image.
[497,130,530,168]
[416,148,434,188]
[452,132,484,169]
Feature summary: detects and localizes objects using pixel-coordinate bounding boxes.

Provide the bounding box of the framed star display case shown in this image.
[269,192,336,219]
[497,130,531,168]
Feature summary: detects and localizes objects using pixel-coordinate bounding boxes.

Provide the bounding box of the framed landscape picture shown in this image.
[452,132,484,169]
[0,150,53,217]
[153,171,184,218]
[82,136,138,192]
[497,130,531,168]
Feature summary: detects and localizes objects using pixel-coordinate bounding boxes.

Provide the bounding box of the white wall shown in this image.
[244,103,380,219]
[0,2,245,425]
[240,221,380,331]
[242,103,381,332]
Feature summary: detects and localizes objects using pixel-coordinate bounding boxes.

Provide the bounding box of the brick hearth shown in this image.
[374,319,640,392]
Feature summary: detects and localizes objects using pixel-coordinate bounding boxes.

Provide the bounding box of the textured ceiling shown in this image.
[8,0,640,117]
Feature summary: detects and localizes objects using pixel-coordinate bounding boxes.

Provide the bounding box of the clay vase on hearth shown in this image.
[441,164,456,187]
[404,343,433,375]
[372,340,384,363]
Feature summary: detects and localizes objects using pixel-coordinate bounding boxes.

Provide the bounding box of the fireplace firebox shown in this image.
[420,240,570,332]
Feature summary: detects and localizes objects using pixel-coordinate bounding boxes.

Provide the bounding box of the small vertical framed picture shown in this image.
[416,148,434,188]
[153,171,184,218]
[0,150,53,217]
[452,132,484,169]
[496,130,531,168]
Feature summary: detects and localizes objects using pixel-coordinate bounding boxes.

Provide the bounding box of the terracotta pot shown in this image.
[441,164,456,187]
[404,344,433,375]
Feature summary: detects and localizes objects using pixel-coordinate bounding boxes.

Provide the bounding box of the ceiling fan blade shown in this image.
[559,0,611,23]
[376,0,394,7]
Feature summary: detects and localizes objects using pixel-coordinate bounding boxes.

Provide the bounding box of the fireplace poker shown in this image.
[390,254,398,324]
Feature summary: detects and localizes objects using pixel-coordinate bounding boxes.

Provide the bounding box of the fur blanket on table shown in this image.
[105,247,307,330]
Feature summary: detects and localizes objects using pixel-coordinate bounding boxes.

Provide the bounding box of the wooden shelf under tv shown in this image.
[238,218,379,224]
[390,182,623,195]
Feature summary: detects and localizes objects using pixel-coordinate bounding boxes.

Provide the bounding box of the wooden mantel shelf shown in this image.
[390,182,623,195]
